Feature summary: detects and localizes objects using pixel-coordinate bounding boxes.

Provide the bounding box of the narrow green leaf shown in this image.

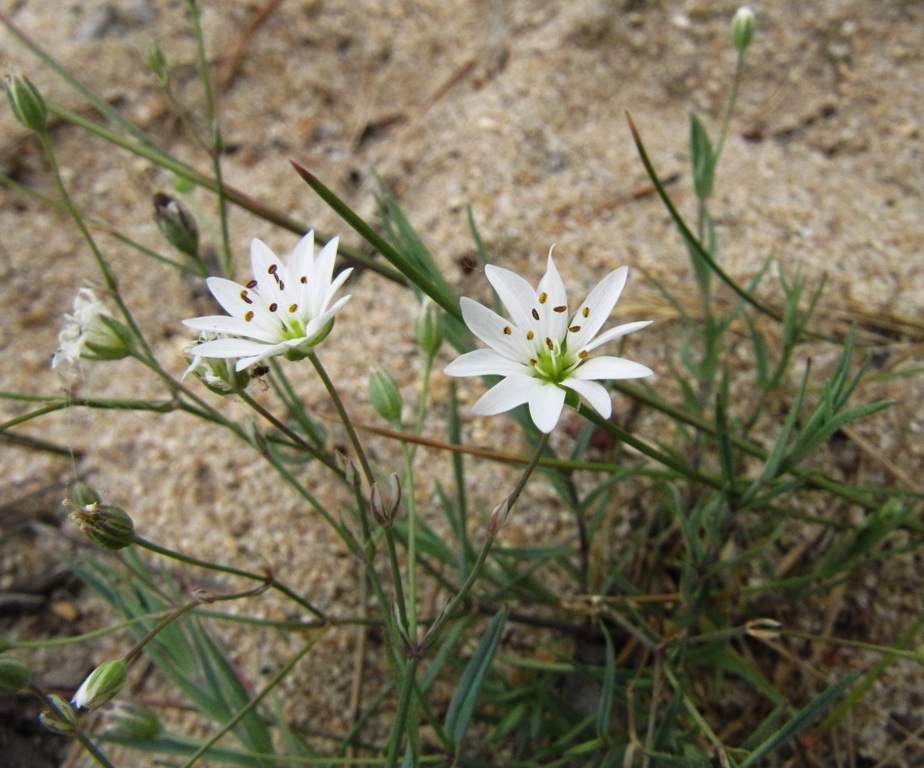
[690,113,715,200]
[595,624,616,740]
[740,672,859,767]
[444,608,508,749]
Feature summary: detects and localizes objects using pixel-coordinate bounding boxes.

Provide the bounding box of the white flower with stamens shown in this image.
[52,288,132,368]
[444,249,653,433]
[183,232,352,371]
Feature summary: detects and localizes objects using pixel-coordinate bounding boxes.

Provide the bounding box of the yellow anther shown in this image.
[244,311,254,322]
[526,330,534,340]
[503,325,512,335]
[538,292,548,304]
[582,306,590,318]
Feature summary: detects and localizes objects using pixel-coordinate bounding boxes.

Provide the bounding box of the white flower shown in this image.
[182,232,352,371]
[444,249,652,433]
[52,288,131,368]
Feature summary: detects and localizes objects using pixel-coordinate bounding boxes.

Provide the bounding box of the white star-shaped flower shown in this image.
[183,232,352,371]
[445,249,653,433]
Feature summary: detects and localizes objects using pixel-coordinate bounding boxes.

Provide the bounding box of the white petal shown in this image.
[249,239,288,308]
[471,374,538,416]
[191,337,279,359]
[567,267,628,349]
[485,265,537,330]
[563,378,612,418]
[536,250,568,340]
[182,315,280,343]
[206,277,283,340]
[580,320,652,354]
[305,237,340,314]
[572,356,653,381]
[444,348,530,377]
[527,381,566,433]
[460,298,530,361]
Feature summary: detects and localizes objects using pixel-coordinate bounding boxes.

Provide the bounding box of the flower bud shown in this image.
[487,496,512,536]
[744,618,782,641]
[143,41,170,87]
[154,192,200,258]
[71,503,136,550]
[52,288,133,368]
[370,473,402,528]
[5,73,47,133]
[731,7,755,53]
[107,702,162,739]
[414,298,443,358]
[40,694,79,733]
[0,654,30,693]
[368,368,403,425]
[73,659,127,711]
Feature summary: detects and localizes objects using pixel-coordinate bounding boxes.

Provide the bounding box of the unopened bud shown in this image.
[731,7,755,53]
[190,588,216,604]
[71,503,135,550]
[142,41,169,86]
[5,73,47,132]
[487,497,512,536]
[108,702,162,739]
[744,618,782,641]
[368,368,403,425]
[154,192,199,258]
[0,654,30,693]
[73,659,127,711]
[370,473,402,528]
[414,298,443,358]
[40,694,79,733]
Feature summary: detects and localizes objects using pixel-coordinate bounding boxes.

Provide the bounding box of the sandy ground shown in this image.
[2,0,924,766]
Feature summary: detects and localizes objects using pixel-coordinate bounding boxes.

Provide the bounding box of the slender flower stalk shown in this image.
[183,232,352,371]
[445,249,653,433]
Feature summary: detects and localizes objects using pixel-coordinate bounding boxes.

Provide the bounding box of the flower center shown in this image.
[531,335,576,384]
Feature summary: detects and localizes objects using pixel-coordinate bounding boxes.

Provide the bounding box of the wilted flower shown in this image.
[52,288,132,368]
[445,249,652,433]
[183,333,251,394]
[182,232,351,371]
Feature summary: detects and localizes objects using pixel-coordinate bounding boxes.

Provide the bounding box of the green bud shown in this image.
[73,659,127,711]
[731,6,755,53]
[0,654,30,693]
[154,192,199,258]
[142,41,169,86]
[414,298,443,358]
[71,503,135,550]
[5,73,47,133]
[109,702,162,739]
[368,368,403,425]
[40,694,79,733]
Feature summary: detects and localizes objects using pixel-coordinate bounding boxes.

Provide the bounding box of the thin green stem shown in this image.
[236,388,345,477]
[177,634,322,768]
[308,351,375,487]
[422,432,550,648]
[133,536,325,619]
[384,656,421,768]
[186,0,232,275]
